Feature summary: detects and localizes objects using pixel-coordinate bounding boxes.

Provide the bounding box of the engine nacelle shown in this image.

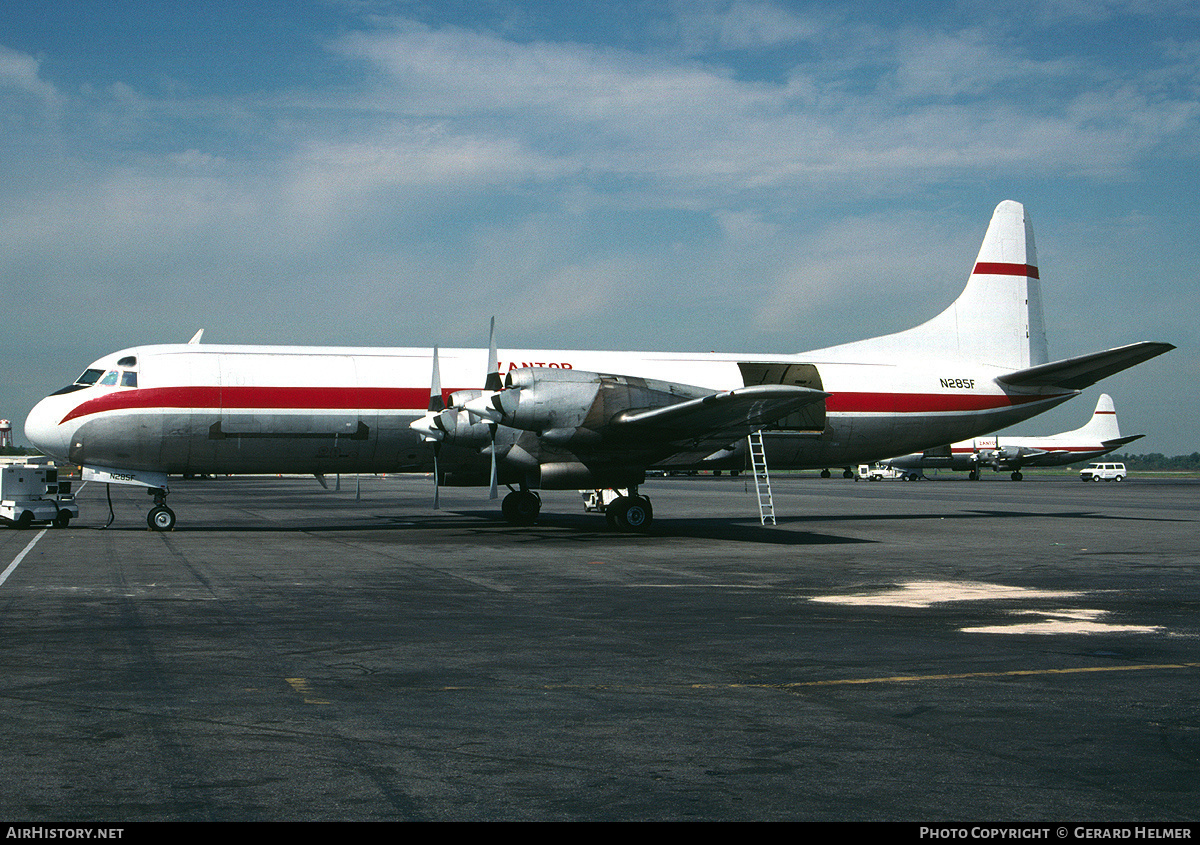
[536,461,644,490]
[467,367,712,438]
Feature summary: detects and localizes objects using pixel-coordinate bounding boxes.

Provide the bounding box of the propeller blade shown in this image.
[433,449,441,510]
[485,316,502,392]
[410,347,451,443]
[431,347,444,509]
[428,346,444,412]
[484,318,501,500]
[488,424,499,499]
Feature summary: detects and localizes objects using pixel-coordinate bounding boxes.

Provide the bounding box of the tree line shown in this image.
[1107,452,1200,471]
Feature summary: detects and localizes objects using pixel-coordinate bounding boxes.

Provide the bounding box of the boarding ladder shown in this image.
[748,430,775,525]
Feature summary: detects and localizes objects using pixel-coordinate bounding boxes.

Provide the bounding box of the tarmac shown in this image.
[1,472,1197,822]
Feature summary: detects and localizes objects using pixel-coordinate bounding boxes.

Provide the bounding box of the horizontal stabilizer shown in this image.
[996,342,1174,391]
[1102,434,1145,449]
[613,384,827,441]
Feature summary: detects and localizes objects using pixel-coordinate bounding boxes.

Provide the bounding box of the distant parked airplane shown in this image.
[883,394,1143,480]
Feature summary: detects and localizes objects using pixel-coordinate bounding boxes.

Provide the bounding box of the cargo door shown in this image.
[737,362,826,433]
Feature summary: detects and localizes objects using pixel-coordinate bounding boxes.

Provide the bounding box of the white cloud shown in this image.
[887,29,1076,100]
[0,44,58,104]
[317,13,1200,205]
[667,0,823,52]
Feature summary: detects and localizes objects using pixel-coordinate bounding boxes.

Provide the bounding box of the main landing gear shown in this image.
[146,487,176,531]
[596,487,653,532]
[501,489,541,526]
[500,486,653,531]
[605,494,652,532]
[819,467,854,479]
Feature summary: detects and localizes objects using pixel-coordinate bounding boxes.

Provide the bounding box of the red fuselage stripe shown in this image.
[825,392,1052,413]
[61,386,435,424]
[973,262,1039,278]
[951,445,1099,454]
[59,385,1063,424]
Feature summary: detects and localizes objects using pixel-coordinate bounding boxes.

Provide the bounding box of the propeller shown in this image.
[485,317,501,499]
[408,320,506,504]
[463,386,521,425]
[429,346,443,509]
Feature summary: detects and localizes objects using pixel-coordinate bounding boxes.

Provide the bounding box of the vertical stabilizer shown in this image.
[805,201,1049,369]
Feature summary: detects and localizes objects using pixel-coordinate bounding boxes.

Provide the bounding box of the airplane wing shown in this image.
[611,385,827,441]
[429,368,828,481]
[996,342,1174,391]
[606,384,828,468]
[1008,448,1061,467]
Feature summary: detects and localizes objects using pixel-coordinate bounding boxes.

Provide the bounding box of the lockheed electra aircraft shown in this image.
[882,393,1143,480]
[25,201,1173,531]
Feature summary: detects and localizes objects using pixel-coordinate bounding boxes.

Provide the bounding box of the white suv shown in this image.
[1080,462,1126,482]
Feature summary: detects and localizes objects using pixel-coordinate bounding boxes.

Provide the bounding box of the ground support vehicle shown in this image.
[1,462,79,528]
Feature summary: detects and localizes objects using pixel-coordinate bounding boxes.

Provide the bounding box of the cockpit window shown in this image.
[118,356,137,367]
[75,368,105,386]
[99,371,119,386]
[120,371,138,387]
[52,366,114,395]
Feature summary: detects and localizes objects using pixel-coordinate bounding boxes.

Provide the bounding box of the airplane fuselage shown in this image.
[26,342,1075,481]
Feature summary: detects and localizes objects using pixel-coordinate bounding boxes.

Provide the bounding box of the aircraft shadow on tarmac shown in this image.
[74,499,1193,541]
[81,509,868,546]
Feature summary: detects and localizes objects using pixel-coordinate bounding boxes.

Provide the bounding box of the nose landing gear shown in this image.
[147,488,176,531]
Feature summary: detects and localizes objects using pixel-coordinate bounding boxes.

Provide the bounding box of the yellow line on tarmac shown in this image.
[688,662,1200,691]
[351,664,1200,697]
[285,677,329,704]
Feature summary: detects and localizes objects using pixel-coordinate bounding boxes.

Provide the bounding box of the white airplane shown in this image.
[882,393,1144,480]
[24,201,1172,531]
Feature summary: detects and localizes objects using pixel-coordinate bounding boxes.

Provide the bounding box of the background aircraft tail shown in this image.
[1069,393,1122,441]
[807,200,1048,370]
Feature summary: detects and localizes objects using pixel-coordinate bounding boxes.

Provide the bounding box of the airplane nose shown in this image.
[24,396,71,461]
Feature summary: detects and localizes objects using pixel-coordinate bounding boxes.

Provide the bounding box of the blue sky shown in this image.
[2,1,1196,453]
